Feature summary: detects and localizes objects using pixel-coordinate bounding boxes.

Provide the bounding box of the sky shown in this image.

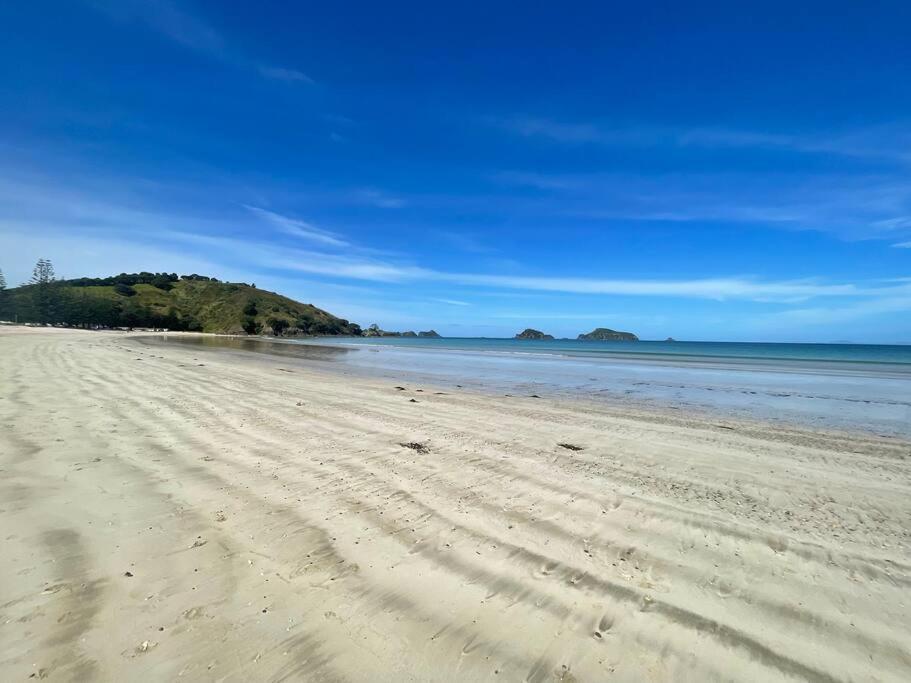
[2,1,911,342]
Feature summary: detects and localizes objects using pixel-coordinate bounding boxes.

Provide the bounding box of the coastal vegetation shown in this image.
[0,260,362,336]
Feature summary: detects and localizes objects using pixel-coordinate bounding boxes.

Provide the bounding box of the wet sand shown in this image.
[142,333,911,438]
[1,327,910,681]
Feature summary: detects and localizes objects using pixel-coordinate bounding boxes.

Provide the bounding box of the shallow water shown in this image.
[143,335,911,437]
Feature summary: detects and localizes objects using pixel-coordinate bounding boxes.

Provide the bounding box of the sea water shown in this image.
[293,337,911,437]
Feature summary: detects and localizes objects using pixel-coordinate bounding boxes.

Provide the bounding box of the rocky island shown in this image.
[577,327,639,341]
[515,328,554,340]
[363,325,442,338]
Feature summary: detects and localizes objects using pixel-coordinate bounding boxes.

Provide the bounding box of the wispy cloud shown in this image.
[497,117,611,144]
[492,170,911,239]
[490,171,580,192]
[155,227,911,303]
[355,189,407,209]
[435,231,496,254]
[446,274,873,301]
[243,205,349,247]
[494,117,911,164]
[894,241,911,248]
[258,66,314,84]
[877,217,911,231]
[88,0,225,54]
[432,298,471,306]
[483,115,911,242]
[89,0,313,85]
[762,295,911,326]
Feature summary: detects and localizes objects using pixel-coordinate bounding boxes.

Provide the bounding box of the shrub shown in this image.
[267,317,289,336]
[151,275,173,291]
[242,317,262,335]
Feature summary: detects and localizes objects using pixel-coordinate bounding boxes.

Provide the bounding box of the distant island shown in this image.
[363,324,441,338]
[515,328,554,340]
[577,327,639,341]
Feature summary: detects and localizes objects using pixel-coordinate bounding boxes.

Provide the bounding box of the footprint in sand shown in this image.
[593,613,614,639]
[767,534,790,553]
[534,560,559,578]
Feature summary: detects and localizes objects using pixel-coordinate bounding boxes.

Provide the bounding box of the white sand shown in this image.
[1,327,909,681]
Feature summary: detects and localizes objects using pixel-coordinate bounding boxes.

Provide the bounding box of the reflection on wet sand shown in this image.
[136,334,354,362]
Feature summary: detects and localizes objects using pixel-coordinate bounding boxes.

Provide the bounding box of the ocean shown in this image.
[296,337,911,367]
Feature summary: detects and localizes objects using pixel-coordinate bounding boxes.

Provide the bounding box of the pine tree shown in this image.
[30,258,55,285]
[0,268,7,322]
[30,258,57,324]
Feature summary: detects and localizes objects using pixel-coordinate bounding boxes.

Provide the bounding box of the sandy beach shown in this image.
[1,327,910,682]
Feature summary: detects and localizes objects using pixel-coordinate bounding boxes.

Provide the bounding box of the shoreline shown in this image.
[135,331,911,446]
[140,331,911,439]
[2,327,910,681]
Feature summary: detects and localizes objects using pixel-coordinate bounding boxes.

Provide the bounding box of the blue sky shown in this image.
[2,1,911,342]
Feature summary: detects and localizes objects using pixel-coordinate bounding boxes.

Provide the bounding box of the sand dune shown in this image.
[1,328,909,681]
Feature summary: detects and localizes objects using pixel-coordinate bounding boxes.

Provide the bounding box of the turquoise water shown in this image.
[302,337,911,366]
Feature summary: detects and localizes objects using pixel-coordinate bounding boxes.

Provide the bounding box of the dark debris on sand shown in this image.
[558,443,584,451]
[399,442,429,454]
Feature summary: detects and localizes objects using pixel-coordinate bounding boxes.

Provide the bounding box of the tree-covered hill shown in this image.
[0,265,362,336]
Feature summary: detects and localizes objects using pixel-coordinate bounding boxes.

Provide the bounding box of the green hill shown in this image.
[0,272,362,336]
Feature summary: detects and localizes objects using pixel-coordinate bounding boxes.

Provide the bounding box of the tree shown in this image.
[243,300,258,316]
[242,317,262,335]
[0,269,8,321]
[151,274,174,291]
[29,258,57,324]
[114,283,137,297]
[30,258,55,286]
